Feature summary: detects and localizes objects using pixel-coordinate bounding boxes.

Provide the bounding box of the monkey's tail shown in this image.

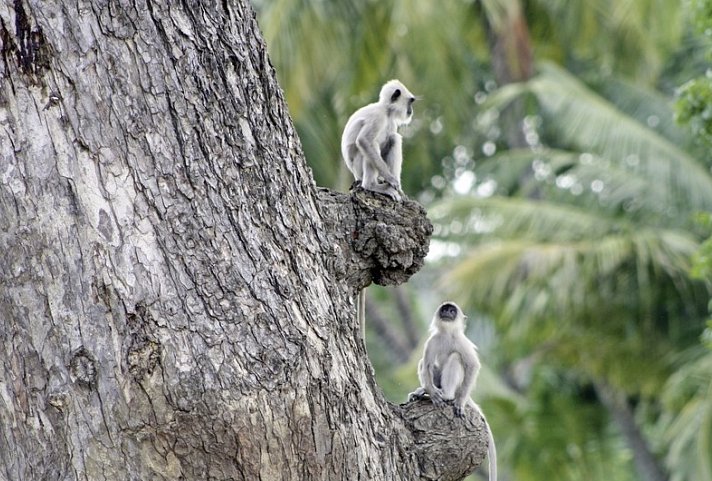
[486,421,497,481]
[471,401,497,481]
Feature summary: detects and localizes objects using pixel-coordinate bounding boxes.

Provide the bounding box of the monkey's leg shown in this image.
[356,135,399,188]
[362,160,401,201]
[383,134,403,194]
[350,151,365,182]
[440,353,464,401]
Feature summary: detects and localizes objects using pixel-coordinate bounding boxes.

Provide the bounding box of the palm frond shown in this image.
[441,228,698,326]
[533,64,712,211]
[484,64,712,211]
[659,348,712,481]
[474,148,694,222]
[431,195,628,243]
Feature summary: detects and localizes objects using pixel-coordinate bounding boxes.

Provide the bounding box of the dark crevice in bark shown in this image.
[14,0,50,79]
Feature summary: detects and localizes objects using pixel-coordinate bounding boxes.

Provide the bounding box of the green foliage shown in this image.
[657,347,712,481]
[484,364,638,481]
[528,0,684,82]
[436,58,711,481]
[676,76,712,147]
[689,0,712,33]
[691,213,712,280]
[254,1,712,480]
[674,0,712,149]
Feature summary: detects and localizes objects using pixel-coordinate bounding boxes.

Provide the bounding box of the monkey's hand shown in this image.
[453,401,466,418]
[385,188,402,202]
[429,388,446,407]
[381,173,400,190]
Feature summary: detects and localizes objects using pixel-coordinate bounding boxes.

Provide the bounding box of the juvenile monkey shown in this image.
[409,301,497,481]
[340,79,416,201]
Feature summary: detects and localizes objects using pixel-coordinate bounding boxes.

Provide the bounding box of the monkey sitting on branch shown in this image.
[339,79,418,339]
[340,79,416,202]
[409,301,498,481]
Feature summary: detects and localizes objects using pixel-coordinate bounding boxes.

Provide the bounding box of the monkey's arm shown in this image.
[454,343,481,416]
[382,134,403,193]
[421,344,446,405]
[416,366,445,406]
[356,121,399,187]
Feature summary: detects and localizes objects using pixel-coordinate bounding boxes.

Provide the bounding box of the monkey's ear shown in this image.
[390,89,402,102]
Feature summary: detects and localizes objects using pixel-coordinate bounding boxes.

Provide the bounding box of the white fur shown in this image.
[340,79,416,201]
[409,301,497,481]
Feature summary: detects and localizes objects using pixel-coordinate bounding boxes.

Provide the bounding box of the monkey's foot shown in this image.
[408,387,427,402]
[360,180,402,201]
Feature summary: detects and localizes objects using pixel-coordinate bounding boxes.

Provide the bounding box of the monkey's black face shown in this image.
[438,302,459,321]
[407,97,415,116]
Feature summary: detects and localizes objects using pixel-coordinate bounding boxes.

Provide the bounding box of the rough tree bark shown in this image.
[0,1,488,480]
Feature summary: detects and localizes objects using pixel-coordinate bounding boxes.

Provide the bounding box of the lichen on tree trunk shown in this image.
[0,1,488,480]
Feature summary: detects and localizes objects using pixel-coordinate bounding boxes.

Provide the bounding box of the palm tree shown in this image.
[435,63,712,481]
[253,1,706,479]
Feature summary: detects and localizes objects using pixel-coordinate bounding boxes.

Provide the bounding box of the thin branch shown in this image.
[365,295,411,363]
[394,286,420,351]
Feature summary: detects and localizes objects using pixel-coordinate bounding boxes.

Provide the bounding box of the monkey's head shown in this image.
[433,301,466,333]
[379,79,416,126]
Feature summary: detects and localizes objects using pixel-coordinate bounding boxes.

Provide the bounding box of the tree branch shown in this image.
[394,286,421,350]
[365,298,411,363]
[316,187,491,479]
[396,399,490,481]
[594,382,668,481]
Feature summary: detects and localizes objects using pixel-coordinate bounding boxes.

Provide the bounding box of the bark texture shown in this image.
[316,187,432,291]
[399,400,490,481]
[0,0,486,480]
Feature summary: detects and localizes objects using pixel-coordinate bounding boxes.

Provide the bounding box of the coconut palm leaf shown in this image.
[432,195,631,243]
[659,347,712,481]
[472,148,693,221]
[443,228,697,321]
[483,63,712,211]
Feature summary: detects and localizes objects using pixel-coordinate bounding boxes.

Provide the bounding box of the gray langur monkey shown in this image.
[409,301,497,481]
[341,79,416,202]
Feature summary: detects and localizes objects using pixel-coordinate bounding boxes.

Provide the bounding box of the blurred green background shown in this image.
[252,0,712,480]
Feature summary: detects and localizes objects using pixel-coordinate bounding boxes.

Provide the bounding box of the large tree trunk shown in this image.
[0,1,488,479]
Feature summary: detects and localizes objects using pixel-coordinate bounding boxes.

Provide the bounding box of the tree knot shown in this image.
[397,399,489,481]
[69,347,98,388]
[315,187,432,289]
[349,188,433,287]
